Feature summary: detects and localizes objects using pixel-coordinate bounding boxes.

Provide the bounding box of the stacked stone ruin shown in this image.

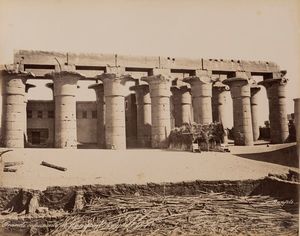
[0,50,292,149]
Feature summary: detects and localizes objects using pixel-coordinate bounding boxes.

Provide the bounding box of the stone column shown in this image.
[171,85,192,126]
[212,81,229,124]
[183,70,213,124]
[97,71,134,150]
[89,83,106,148]
[294,98,300,157]
[46,69,82,148]
[24,84,36,144]
[2,68,34,148]
[250,85,261,141]
[130,84,151,147]
[141,70,172,148]
[259,77,289,143]
[223,74,253,146]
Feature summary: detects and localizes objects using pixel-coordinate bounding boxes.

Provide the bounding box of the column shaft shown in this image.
[223,77,253,146]
[294,98,300,156]
[1,70,33,148]
[259,78,289,143]
[250,86,261,141]
[142,73,172,148]
[212,82,229,123]
[98,72,133,150]
[89,84,105,148]
[130,84,151,147]
[48,71,81,148]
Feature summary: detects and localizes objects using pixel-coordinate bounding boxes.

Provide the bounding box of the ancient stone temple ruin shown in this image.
[0,50,291,149]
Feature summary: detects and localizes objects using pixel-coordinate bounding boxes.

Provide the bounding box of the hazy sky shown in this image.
[0,0,299,126]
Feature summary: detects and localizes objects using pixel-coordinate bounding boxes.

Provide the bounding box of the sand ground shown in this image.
[0,143,298,190]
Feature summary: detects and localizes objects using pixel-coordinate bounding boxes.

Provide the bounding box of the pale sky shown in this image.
[0,0,299,127]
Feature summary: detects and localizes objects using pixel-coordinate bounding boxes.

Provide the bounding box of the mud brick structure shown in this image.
[0,50,291,149]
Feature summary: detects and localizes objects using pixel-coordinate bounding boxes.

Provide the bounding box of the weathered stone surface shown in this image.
[294,98,300,156]
[212,81,229,124]
[259,77,289,144]
[130,84,151,147]
[97,70,134,150]
[183,70,213,124]
[250,85,261,141]
[142,70,172,148]
[46,67,83,148]
[223,75,254,146]
[1,68,34,148]
[171,85,192,126]
[89,83,106,148]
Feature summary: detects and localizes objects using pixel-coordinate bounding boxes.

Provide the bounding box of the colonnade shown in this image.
[0,65,290,149]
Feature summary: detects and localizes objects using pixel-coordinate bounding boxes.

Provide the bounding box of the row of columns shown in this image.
[0,66,290,149]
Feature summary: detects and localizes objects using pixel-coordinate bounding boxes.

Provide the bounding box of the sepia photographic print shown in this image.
[0,0,299,235]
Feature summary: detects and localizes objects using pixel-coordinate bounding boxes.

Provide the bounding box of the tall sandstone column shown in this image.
[250,85,261,141]
[130,84,151,147]
[171,85,192,126]
[2,68,34,148]
[97,70,134,150]
[183,70,213,124]
[24,84,36,144]
[89,83,106,148]
[46,68,82,148]
[142,70,172,148]
[212,81,229,124]
[223,73,253,146]
[259,77,289,143]
[294,98,300,157]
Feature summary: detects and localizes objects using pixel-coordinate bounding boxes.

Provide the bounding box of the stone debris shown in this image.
[40,161,67,171]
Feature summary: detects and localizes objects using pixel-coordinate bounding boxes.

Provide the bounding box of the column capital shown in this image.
[130,84,149,94]
[183,70,212,85]
[141,73,173,84]
[171,85,191,95]
[25,83,36,93]
[88,83,104,92]
[250,84,261,96]
[213,81,229,92]
[258,77,288,88]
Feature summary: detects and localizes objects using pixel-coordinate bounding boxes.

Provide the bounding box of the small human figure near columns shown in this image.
[88,83,106,148]
[97,67,134,150]
[130,84,152,148]
[170,85,192,127]
[223,72,254,146]
[250,84,261,141]
[141,69,172,148]
[258,73,289,144]
[46,65,83,149]
[2,65,35,148]
[183,70,213,124]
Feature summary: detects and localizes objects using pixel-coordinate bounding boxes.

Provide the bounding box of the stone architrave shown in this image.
[250,85,261,141]
[141,70,172,148]
[89,83,106,148]
[170,85,192,127]
[130,84,151,147]
[46,66,83,148]
[97,69,134,150]
[259,77,289,144]
[2,66,35,148]
[212,81,229,124]
[223,73,254,146]
[183,70,213,124]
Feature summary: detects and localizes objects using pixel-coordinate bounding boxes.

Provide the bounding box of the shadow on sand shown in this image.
[234,144,299,168]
